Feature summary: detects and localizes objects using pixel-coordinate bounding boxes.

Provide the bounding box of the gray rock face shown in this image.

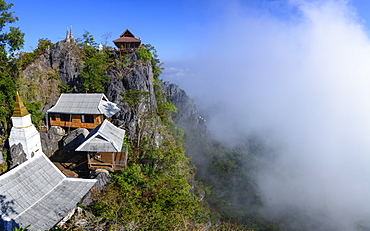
[40,126,65,157]
[81,171,112,207]
[63,128,89,154]
[51,41,83,89]
[18,41,83,114]
[161,82,212,173]
[22,43,165,148]
[9,143,27,168]
[105,53,161,144]
[0,150,4,164]
[0,122,5,138]
[161,81,210,139]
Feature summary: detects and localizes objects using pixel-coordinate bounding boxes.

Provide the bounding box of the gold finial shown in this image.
[12,92,30,117]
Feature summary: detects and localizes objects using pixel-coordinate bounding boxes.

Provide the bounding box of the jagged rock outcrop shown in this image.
[105,53,162,145]
[81,171,112,207]
[9,143,27,168]
[63,128,89,154]
[161,82,212,172]
[161,81,210,139]
[40,126,65,156]
[18,40,165,148]
[51,41,83,88]
[18,41,83,113]
[20,42,163,146]
[0,150,4,164]
[57,207,103,230]
[18,49,60,113]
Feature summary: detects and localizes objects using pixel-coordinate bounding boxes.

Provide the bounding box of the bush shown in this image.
[136,46,152,62]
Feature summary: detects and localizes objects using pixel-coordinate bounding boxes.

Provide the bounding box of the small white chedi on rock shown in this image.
[8,92,42,160]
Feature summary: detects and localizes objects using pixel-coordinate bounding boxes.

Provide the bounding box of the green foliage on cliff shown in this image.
[79,52,109,93]
[91,144,208,229]
[23,100,44,128]
[90,103,210,229]
[136,46,152,62]
[136,44,163,79]
[17,39,53,70]
[120,88,150,109]
[78,32,110,93]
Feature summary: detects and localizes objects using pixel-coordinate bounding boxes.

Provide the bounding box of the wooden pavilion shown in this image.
[113,29,141,53]
[75,119,127,171]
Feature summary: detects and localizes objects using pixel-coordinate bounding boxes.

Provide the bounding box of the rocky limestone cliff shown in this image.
[105,53,161,144]
[18,41,83,113]
[161,82,211,167]
[161,81,209,139]
[51,41,83,87]
[19,41,163,145]
[17,40,210,153]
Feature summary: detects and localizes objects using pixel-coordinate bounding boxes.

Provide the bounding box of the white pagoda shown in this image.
[8,93,42,159]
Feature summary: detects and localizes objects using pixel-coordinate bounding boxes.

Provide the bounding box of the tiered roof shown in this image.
[113,29,141,43]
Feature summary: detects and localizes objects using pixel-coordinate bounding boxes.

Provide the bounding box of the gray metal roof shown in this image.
[76,120,125,152]
[0,153,96,230]
[47,93,120,118]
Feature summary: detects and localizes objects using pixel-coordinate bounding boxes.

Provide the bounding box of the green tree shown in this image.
[0,0,24,130]
[136,44,164,79]
[77,31,111,93]
[80,30,97,47]
[143,44,164,79]
[79,52,109,93]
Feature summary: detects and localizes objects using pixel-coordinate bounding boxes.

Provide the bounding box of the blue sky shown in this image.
[10,0,221,60]
[8,0,370,63]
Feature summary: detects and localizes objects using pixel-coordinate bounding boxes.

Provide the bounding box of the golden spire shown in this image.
[12,92,29,117]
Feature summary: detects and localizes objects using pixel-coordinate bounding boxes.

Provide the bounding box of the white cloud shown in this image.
[162,66,191,81]
[165,0,370,230]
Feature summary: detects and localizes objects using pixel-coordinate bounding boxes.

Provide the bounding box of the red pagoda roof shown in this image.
[113,29,141,43]
[113,37,141,42]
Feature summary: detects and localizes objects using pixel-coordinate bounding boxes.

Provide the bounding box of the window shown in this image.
[81,114,94,123]
[50,113,56,121]
[60,114,71,122]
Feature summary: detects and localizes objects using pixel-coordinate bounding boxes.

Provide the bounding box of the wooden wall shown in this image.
[49,113,104,129]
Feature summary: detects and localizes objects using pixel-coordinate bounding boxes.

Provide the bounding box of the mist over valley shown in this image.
[164,1,370,230]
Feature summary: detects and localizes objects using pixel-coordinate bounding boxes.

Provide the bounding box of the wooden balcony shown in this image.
[114,48,137,53]
[87,151,127,171]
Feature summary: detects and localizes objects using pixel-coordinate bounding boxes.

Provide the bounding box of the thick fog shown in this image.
[163,0,370,230]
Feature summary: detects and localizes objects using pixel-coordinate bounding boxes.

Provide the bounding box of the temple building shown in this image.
[8,93,42,160]
[113,29,141,53]
[0,93,97,230]
[65,26,74,43]
[46,93,120,130]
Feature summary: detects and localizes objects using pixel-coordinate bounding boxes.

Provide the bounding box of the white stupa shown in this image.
[8,93,42,159]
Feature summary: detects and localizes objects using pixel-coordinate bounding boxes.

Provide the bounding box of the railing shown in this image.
[87,150,128,171]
